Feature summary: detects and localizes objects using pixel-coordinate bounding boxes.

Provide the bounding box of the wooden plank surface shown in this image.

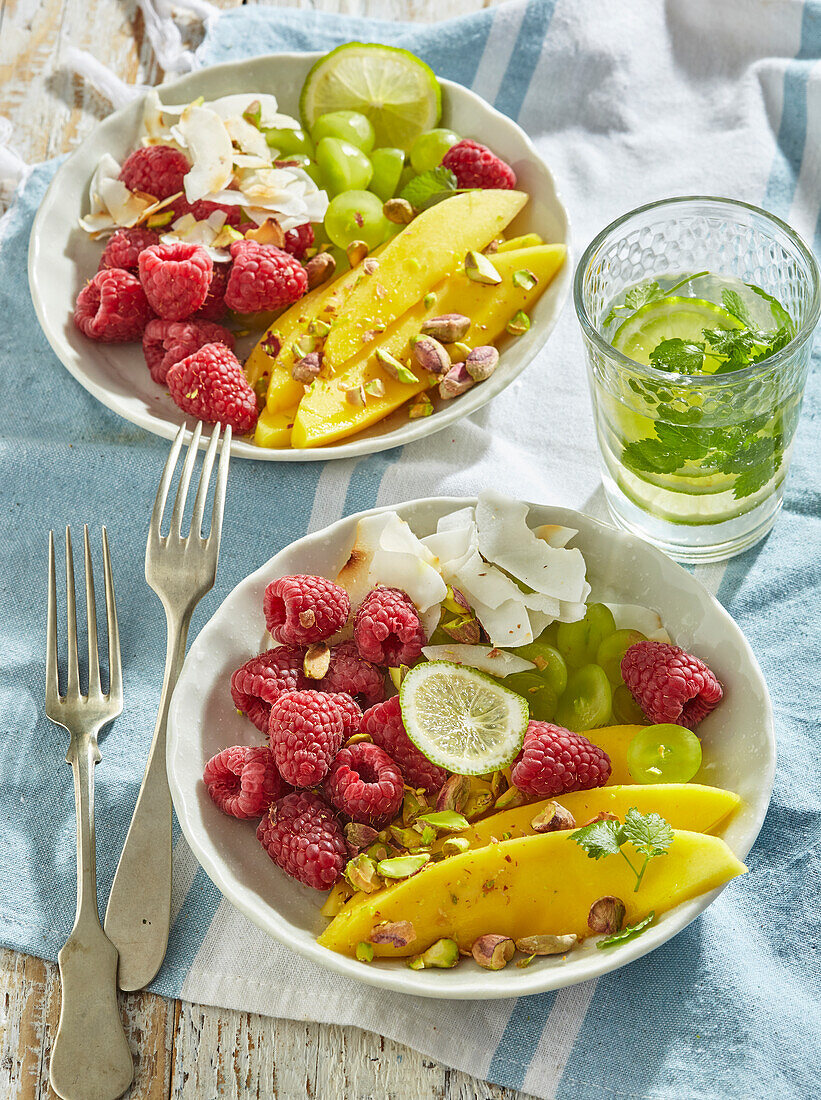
[0,1,535,1096]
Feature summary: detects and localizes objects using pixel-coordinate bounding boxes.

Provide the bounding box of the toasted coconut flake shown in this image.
[604,603,671,642]
[469,596,534,648]
[533,523,579,548]
[172,105,234,202]
[224,115,272,162]
[421,644,535,677]
[208,93,295,131]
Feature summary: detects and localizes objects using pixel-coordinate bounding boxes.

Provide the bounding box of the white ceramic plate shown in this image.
[28,54,570,462]
[167,498,774,999]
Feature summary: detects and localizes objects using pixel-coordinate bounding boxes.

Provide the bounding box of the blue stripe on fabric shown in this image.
[343,447,405,517]
[487,993,557,1090]
[152,866,225,999]
[493,0,558,121]
[763,0,821,217]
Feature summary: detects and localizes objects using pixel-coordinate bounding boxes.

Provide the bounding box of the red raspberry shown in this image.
[203,745,288,819]
[119,145,190,199]
[74,269,154,342]
[353,587,426,667]
[224,240,308,313]
[511,721,612,798]
[621,641,723,729]
[196,263,230,321]
[441,139,517,190]
[142,318,234,385]
[268,690,348,787]
[360,695,446,794]
[166,342,259,434]
[138,241,213,321]
[257,791,346,890]
[283,222,314,259]
[230,646,306,733]
[323,692,362,738]
[264,575,350,646]
[170,197,243,227]
[98,227,159,273]
[323,741,404,826]
[319,640,385,706]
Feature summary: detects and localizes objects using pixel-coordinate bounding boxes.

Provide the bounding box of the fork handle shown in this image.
[50,739,133,1100]
[104,609,191,991]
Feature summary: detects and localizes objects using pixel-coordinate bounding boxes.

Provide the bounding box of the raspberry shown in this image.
[323,741,404,826]
[264,575,350,646]
[353,587,426,667]
[621,641,723,729]
[230,647,306,733]
[268,690,348,787]
[203,745,288,819]
[196,263,230,321]
[257,791,346,890]
[511,721,612,798]
[98,227,159,273]
[360,695,446,794]
[74,269,154,342]
[170,197,243,227]
[119,145,190,199]
[319,640,385,706]
[283,222,314,259]
[224,240,308,313]
[166,343,259,434]
[324,692,362,738]
[441,139,517,190]
[138,241,213,321]
[142,319,234,385]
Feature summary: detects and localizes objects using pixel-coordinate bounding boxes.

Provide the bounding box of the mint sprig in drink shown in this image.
[575,198,819,563]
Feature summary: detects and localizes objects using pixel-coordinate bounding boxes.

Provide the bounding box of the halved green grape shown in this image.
[369,147,406,201]
[555,664,612,732]
[409,127,460,172]
[612,684,648,725]
[504,671,559,722]
[315,137,373,196]
[596,629,647,685]
[324,190,390,251]
[556,604,617,670]
[311,110,376,153]
[512,642,567,698]
[265,126,314,157]
[627,724,702,784]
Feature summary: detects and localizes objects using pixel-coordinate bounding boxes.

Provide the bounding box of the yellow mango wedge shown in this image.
[318,829,746,958]
[253,405,297,449]
[584,725,645,785]
[322,189,528,369]
[497,233,544,252]
[432,784,741,856]
[291,243,566,449]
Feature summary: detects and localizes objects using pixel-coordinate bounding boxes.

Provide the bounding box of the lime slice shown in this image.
[300,43,442,150]
[399,662,528,775]
[612,297,743,372]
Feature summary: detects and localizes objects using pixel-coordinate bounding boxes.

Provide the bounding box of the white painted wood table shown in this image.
[0,0,534,1095]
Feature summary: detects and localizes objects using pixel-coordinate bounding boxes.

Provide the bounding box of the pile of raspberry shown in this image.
[203,574,438,891]
[73,143,316,435]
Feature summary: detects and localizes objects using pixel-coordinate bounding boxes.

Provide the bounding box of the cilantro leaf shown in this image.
[621,438,682,475]
[596,911,656,950]
[572,818,624,860]
[721,289,755,328]
[649,338,705,374]
[576,810,674,892]
[718,434,782,499]
[624,281,664,310]
[399,167,457,210]
[622,808,674,859]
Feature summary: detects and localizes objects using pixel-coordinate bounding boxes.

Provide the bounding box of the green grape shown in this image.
[612,684,648,725]
[324,190,390,251]
[265,126,314,157]
[315,137,373,196]
[397,164,417,193]
[369,147,406,201]
[311,110,376,153]
[512,642,567,698]
[409,128,460,172]
[596,629,646,685]
[556,604,617,670]
[504,671,559,722]
[276,153,311,169]
[302,161,325,189]
[627,724,702,784]
[555,664,612,732]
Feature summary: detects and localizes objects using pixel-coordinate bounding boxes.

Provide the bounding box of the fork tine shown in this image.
[46,531,60,709]
[65,527,80,697]
[149,423,187,539]
[102,527,122,707]
[83,525,101,697]
[208,424,231,546]
[169,420,202,536]
[190,423,221,539]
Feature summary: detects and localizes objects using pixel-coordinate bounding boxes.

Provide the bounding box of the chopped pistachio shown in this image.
[377,853,429,879]
[447,341,471,363]
[308,318,331,338]
[464,249,502,285]
[408,394,434,419]
[417,810,470,832]
[344,854,383,894]
[407,938,459,969]
[423,292,437,308]
[374,347,418,384]
[441,836,471,857]
[388,664,410,690]
[506,310,531,336]
[512,268,538,290]
[147,210,175,228]
[355,941,374,962]
[364,377,386,398]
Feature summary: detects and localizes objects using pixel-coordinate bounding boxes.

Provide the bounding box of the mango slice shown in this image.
[584,725,645,785]
[322,189,528,369]
[433,784,741,855]
[497,233,544,252]
[253,405,297,449]
[318,829,746,957]
[291,244,566,449]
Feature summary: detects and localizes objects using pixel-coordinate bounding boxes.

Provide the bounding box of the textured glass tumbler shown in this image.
[574,197,820,563]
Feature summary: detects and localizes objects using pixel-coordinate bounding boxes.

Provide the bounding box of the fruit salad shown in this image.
[72,44,566,448]
[203,493,746,973]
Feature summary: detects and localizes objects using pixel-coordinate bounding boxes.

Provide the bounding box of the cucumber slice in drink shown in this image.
[612,297,743,372]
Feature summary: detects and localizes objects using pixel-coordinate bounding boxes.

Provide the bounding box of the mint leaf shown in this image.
[572,819,624,860]
[622,808,674,860]
[624,281,664,310]
[721,289,755,328]
[649,338,705,374]
[654,423,710,460]
[621,438,681,475]
[399,167,457,211]
[718,434,782,499]
[596,911,656,949]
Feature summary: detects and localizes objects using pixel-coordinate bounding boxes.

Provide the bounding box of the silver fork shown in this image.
[104,422,231,992]
[46,527,133,1100]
